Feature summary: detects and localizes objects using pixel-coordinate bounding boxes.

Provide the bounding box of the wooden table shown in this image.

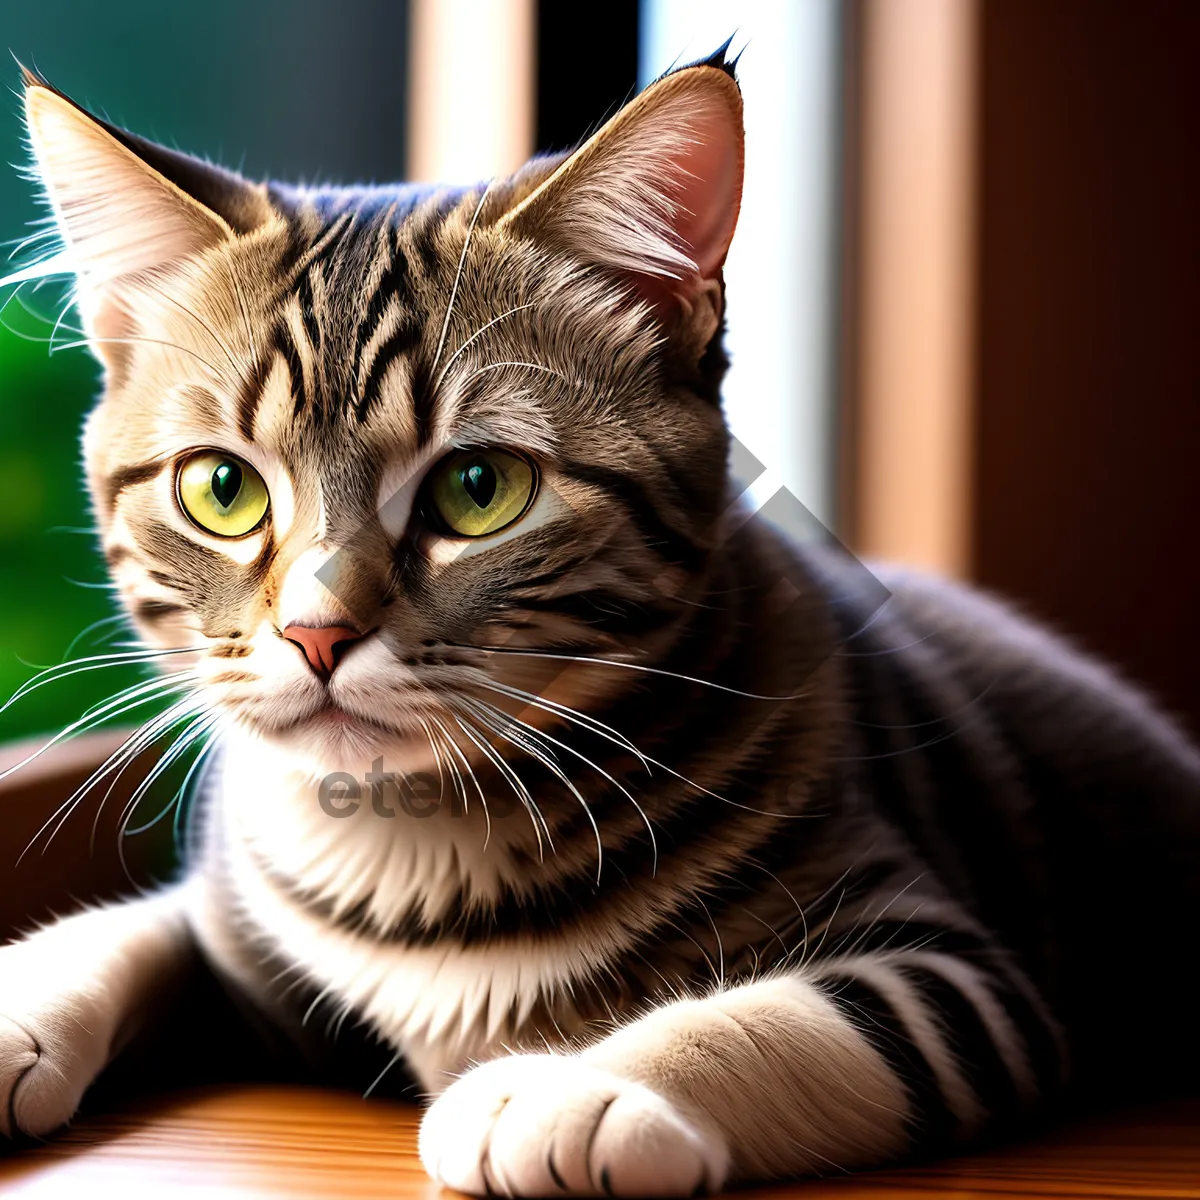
[0,1088,1196,1199]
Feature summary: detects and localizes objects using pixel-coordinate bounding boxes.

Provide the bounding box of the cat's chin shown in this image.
[299,701,397,739]
[251,704,431,778]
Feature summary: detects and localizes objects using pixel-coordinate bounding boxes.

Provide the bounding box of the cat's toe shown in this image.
[419,1054,729,1197]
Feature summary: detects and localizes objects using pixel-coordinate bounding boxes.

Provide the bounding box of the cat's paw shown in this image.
[0,1013,85,1140]
[0,993,112,1141]
[419,1054,729,1197]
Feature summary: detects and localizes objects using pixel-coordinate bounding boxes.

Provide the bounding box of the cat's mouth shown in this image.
[299,699,397,737]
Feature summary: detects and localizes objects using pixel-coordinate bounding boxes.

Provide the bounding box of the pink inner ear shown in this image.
[666,96,744,281]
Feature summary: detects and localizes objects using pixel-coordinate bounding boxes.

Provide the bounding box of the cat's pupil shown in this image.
[211,462,243,510]
[462,460,497,509]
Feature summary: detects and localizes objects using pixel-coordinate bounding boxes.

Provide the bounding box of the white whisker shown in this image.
[427,713,491,850]
[117,710,216,839]
[456,360,565,393]
[431,182,494,375]
[0,669,198,787]
[134,273,242,377]
[19,679,201,862]
[59,614,126,662]
[126,727,219,842]
[462,698,606,883]
[475,675,806,819]
[49,334,225,379]
[415,715,448,806]
[433,302,536,395]
[462,643,811,701]
[472,697,657,875]
[114,710,218,882]
[452,709,551,860]
[477,678,650,769]
[1,645,203,716]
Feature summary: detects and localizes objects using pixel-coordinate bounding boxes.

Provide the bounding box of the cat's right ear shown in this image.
[20,68,275,367]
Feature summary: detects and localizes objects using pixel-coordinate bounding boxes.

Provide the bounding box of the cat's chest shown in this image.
[202,846,589,1091]
[197,785,603,1092]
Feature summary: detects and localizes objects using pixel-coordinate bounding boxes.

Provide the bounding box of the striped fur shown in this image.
[2,53,1198,1196]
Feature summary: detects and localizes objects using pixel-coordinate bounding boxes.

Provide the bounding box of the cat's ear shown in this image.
[498,55,744,333]
[20,68,274,363]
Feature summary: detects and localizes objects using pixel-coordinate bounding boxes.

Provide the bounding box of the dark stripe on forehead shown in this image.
[411,213,446,282]
[561,461,707,571]
[296,269,322,361]
[351,233,412,386]
[274,323,307,420]
[237,351,276,440]
[291,212,357,348]
[239,321,308,432]
[292,211,355,284]
[355,317,423,424]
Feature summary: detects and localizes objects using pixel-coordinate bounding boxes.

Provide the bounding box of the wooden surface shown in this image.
[0,1088,1196,1199]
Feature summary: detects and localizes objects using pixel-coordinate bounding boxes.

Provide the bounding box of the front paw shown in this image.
[0,1011,98,1141]
[419,1054,729,1197]
[0,979,115,1143]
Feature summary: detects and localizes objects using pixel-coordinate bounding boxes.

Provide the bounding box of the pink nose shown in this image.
[282,624,365,678]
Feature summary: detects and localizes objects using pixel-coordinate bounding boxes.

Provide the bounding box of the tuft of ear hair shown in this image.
[15,66,275,369]
[498,48,744,321]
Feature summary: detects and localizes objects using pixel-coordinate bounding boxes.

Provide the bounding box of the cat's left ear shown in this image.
[20,68,275,367]
[498,53,744,339]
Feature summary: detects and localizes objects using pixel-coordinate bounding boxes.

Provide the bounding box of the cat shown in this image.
[1,49,1198,1197]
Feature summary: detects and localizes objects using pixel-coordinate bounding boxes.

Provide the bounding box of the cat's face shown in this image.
[21,61,744,773]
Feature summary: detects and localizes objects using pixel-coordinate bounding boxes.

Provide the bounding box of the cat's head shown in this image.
[19,55,744,774]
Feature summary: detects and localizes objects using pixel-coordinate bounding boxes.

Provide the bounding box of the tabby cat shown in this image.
[1,52,1198,1197]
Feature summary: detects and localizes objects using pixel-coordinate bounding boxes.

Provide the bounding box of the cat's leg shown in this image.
[420,974,905,1196]
[0,883,196,1140]
[420,954,1059,1196]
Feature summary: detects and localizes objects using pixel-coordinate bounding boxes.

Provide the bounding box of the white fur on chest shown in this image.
[195,732,623,1090]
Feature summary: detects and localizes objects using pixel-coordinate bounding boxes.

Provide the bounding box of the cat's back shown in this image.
[821,552,1200,1094]
[866,561,1200,826]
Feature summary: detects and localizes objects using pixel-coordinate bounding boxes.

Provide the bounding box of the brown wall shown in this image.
[972,0,1200,735]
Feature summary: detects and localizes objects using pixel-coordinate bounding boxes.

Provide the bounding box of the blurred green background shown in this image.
[0,0,408,744]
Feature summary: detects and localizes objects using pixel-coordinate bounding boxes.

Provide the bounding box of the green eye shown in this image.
[427,449,536,537]
[177,450,269,538]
